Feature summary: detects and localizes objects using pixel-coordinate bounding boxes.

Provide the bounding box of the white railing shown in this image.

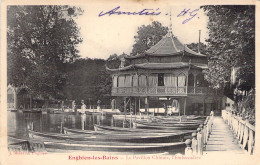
[185,114,214,155]
[111,86,216,96]
[222,109,255,155]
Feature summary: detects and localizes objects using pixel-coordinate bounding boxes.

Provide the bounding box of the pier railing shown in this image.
[185,114,214,155]
[222,109,255,155]
[112,86,222,96]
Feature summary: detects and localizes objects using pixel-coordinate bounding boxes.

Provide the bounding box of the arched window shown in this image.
[133,74,138,87]
[164,73,177,87]
[148,74,158,87]
[7,88,14,103]
[112,75,118,87]
[196,74,207,87]
[118,75,125,87]
[188,73,195,86]
[177,73,186,86]
[138,74,147,87]
[124,75,132,87]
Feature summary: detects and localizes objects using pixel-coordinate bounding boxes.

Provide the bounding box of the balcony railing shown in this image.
[112,86,221,96]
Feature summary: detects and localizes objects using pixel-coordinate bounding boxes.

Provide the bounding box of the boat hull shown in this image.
[28,129,191,143]
[133,121,199,130]
[44,140,185,152]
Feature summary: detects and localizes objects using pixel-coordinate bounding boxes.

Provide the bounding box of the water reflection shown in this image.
[7,111,114,138]
[8,111,186,154]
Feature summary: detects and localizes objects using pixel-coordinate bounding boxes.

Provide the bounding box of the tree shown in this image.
[7,6,83,99]
[201,6,255,90]
[63,58,112,106]
[186,42,207,55]
[131,21,168,56]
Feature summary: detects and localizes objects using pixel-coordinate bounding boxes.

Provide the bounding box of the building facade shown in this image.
[106,31,224,116]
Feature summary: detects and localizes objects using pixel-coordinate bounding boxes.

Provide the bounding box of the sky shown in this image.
[74,5,209,59]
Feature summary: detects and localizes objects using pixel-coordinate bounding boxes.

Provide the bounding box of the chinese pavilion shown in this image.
[106,31,224,116]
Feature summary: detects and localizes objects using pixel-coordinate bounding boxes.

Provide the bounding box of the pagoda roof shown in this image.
[125,31,206,59]
[106,62,208,72]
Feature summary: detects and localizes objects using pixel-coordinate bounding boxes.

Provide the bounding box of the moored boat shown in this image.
[22,109,42,113]
[63,127,103,134]
[40,137,186,152]
[28,129,191,143]
[133,120,199,130]
[93,124,194,134]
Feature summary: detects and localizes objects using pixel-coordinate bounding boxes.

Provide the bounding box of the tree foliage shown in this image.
[186,42,207,56]
[63,58,110,104]
[201,6,255,90]
[7,6,83,99]
[131,21,168,56]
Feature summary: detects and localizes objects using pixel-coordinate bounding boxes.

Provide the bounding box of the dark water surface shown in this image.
[8,111,117,138]
[7,111,185,154]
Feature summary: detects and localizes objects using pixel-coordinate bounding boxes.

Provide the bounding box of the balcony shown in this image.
[111,86,221,96]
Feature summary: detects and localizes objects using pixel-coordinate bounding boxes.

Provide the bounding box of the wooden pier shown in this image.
[185,110,255,156]
[203,116,245,155]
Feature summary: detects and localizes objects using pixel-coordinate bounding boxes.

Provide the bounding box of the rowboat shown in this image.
[63,127,104,134]
[22,109,42,113]
[93,124,194,134]
[150,119,205,125]
[85,111,101,115]
[133,120,199,130]
[8,136,46,152]
[11,135,183,153]
[155,115,206,121]
[41,138,186,152]
[28,129,190,143]
[113,114,149,120]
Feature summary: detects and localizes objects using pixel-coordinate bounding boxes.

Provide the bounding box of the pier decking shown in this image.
[204,116,244,155]
[184,110,255,157]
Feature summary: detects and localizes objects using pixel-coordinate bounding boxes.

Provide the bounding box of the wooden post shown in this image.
[124,97,126,118]
[123,119,125,128]
[81,115,85,130]
[111,117,114,127]
[184,97,187,115]
[145,97,149,117]
[60,122,64,134]
[133,121,136,129]
[130,97,132,114]
[185,139,193,155]
[197,128,203,155]
[157,97,159,114]
[147,97,149,117]
[139,97,140,115]
[135,97,137,117]
[191,132,198,155]
[31,122,34,131]
[130,112,132,128]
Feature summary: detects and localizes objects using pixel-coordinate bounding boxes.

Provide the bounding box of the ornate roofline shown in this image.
[106,62,208,72]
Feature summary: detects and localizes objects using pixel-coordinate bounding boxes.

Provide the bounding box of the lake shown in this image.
[7,111,186,154]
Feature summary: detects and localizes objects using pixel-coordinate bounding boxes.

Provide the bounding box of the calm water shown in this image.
[7,111,185,154]
[8,111,116,138]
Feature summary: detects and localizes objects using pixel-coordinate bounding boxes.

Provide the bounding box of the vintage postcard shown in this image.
[0,0,259,165]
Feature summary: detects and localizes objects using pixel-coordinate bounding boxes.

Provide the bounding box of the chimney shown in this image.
[198,30,201,54]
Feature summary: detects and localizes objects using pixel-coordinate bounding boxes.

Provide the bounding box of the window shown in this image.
[112,75,118,87]
[158,73,164,86]
[188,73,194,86]
[177,73,186,86]
[196,74,207,87]
[138,75,147,87]
[164,74,177,87]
